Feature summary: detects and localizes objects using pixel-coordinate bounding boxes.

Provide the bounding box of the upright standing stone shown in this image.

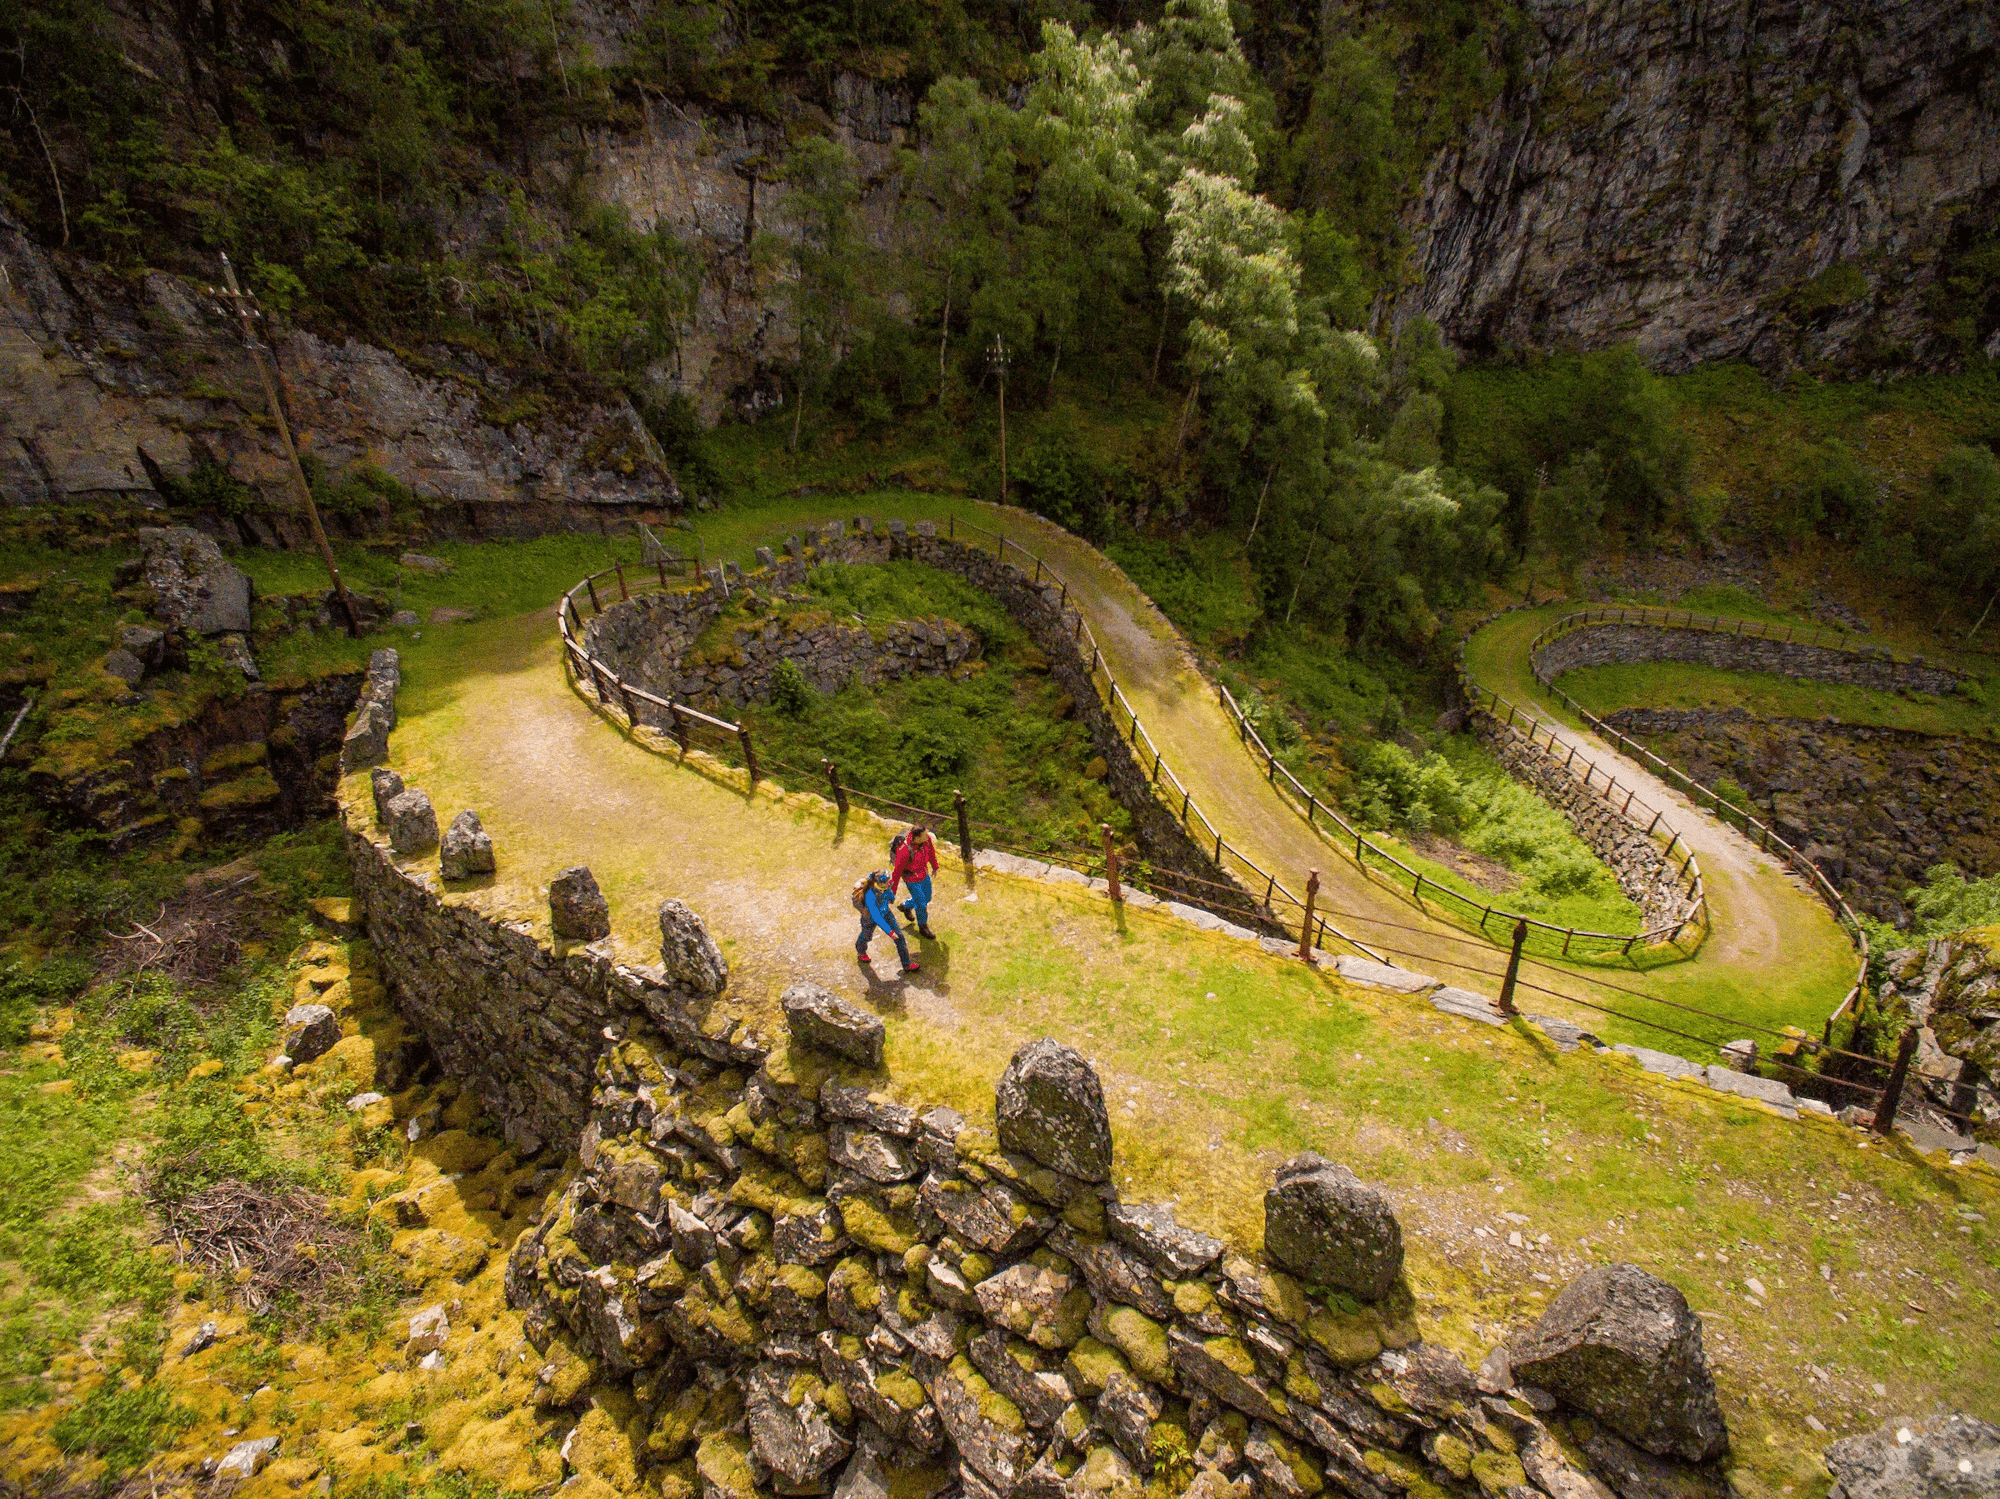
[383,788,438,854]
[550,866,611,941]
[995,1038,1112,1182]
[1507,1263,1728,1463]
[659,898,728,995]
[371,768,405,823]
[782,982,884,1067]
[440,810,495,880]
[1262,1153,1404,1302]
[138,526,253,635]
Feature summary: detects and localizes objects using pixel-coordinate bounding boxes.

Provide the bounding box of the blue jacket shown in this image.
[862,884,901,933]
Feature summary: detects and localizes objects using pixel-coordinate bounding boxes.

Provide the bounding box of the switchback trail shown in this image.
[962,506,1857,1047]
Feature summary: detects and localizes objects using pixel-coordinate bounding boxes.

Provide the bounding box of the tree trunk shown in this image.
[1246,460,1276,547]
[1173,376,1201,451]
[938,277,952,406]
[1968,584,2000,639]
[1149,296,1171,391]
[1286,530,1322,624]
[790,378,806,452]
[1047,337,1062,400]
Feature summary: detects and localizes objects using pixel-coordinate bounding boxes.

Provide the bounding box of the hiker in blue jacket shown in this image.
[856,869,919,973]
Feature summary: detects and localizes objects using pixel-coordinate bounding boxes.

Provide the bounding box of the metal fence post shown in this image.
[825,760,849,814]
[739,725,760,785]
[1102,824,1122,902]
[1873,1026,1920,1136]
[1498,920,1527,1015]
[954,790,973,864]
[1298,869,1320,961]
[586,576,602,613]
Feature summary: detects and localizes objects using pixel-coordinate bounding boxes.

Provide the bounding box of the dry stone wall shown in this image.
[1476,723,1697,934]
[1530,624,1964,697]
[340,784,1741,1499]
[1602,707,2000,925]
[580,523,1272,932]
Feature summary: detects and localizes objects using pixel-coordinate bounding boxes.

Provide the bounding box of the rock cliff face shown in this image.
[1406,0,2000,370]
[0,215,681,540]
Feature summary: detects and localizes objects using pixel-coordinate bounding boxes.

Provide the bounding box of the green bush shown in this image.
[0,955,94,1046]
[1345,740,1470,835]
[1013,437,1105,539]
[158,458,253,517]
[771,659,815,717]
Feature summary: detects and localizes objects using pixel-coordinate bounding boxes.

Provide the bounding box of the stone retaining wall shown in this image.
[581,525,1272,931]
[1602,707,2000,925]
[342,784,1737,1499]
[1475,720,1698,933]
[1530,623,1964,696]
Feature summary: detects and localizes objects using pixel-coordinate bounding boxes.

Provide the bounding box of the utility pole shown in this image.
[987,334,1011,505]
[210,254,361,637]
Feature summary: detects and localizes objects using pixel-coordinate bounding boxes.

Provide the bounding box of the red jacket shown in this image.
[894,835,939,886]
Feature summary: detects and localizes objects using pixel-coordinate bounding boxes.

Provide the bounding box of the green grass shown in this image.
[718,562,1131,851]
[1558,659,2000,741]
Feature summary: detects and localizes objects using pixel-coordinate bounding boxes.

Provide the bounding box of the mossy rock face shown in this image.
[836,1187,920,1255]
[1062,1335,1130,1398]
[1469,1450,1527,1496]
[1307,1304,1384,1366]
[694,1430,761,1499]
[1428,1432,1474,1480]
[1096,1305,1171,1385]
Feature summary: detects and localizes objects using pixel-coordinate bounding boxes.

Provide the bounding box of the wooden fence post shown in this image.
[954,790,973,864]
[1873,1026,1920,1136]
[1298,869,1320,961]
[669,704,690,753]
[739,725,760,785]
[657,560,669,589]
[825,760,849,814]
[1102,824,1122,902]
[1498,920,1527,1015]
[586,576,602,613]
[616,562,629,601]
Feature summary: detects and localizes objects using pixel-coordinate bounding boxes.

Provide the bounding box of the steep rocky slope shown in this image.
[1405,0,2000,370]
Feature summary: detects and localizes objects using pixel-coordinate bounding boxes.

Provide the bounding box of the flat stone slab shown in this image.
[1894,1115,1975,1156]
[1613,1044,1704,1081]
[1162,901,1225,931]
[1702,1064,1798,1117]
[1527,1015,1600,1052]
[1334,955,1439,992]
[1432,987,1505,1026]
[1042,865,1091,888]
[1214,919,1261,943]
[974,850,1052,880]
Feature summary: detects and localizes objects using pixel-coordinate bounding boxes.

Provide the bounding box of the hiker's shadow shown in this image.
[858,936,952,1010]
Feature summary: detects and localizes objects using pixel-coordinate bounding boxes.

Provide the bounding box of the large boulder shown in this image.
[659,898,728,995]
[551,866,611,942]
[139,526,252,635]
[383,788,438,854]
[1507,1263,1728,1463]
[995,1038,1113,1182]
[782,982,884,1067]
[439,810,495,880]
[344,699,392,770]
[1825,1415,2000,1499]
[370,768,405,824]
[1262,1153,1403,1302]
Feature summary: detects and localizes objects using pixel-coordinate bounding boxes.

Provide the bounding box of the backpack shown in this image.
[889,831,908,866]
[850,878,870,913]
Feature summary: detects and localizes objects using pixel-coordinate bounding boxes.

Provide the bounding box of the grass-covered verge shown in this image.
[714,562,1130,854]
[0,814,575,1492]
[1557,659,2000,742]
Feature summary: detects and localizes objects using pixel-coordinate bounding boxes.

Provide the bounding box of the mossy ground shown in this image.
[1557,660,2000,743]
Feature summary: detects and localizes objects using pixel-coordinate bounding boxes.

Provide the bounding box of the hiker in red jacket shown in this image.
[892,823,940,940]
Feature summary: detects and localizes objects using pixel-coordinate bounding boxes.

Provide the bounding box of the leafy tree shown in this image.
[1914,445,2000,635]
[767,134,865,449]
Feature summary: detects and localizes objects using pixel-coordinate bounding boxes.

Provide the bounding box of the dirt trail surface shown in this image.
[967,508,1857,1043]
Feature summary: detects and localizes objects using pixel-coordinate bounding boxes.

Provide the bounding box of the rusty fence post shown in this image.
[1298,869,1320,961]
[1497,919,1528,1016]
[825,760,849,814]
[586,575,602,613]
[954,790,973,864]
[616,561,629,601]
[739,725,760,785]
[1102,824,1122,902]
[669,703,690,754]
[1873,1026,1920,1136]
